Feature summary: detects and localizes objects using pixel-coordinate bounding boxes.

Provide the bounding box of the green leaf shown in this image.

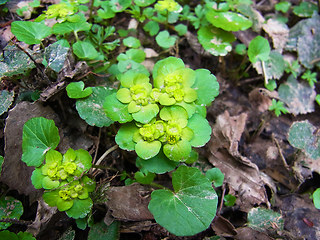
[293,1,317,18]
[261,50,285,81]
[76,87,115,127]
[224,194,236,207]
[22,117,60,167]
[66,198,93,219]
[313,188,320,209]
[163,140,191,162]
[206,9,252,31]
[75,149,93,171]
[110,0,131,12]
[134,0,156,7]
[288,120,320,160]
[156,31,177,49]
[31,168,44,189]
[0,196,23,230]
[132,104,159,124]
[175,24,187,36]
[88,221,120,240]
[17,231,36,240]
[135,140,161,160]
[248,36,271,63]
[123,36,141,48]
[117,49,146,63]
[0,90,14,116]
[44,43,69,72]
[159,105,188,122]
[143,21,160,36]
[42,176,60,189]
[148,165,218,236]
[11,21,51,45]
[52,21,91,35]
[0,230,19,240]
[247,207,284,233]
[316,94,320,106]
[268,99,289,117]
[198,26,235,56]
[0,45,39,77]
[296,14,320,69]
[134,171,156,184]
[275,1,291,13]
[187,114,211,147]
[136,150,178,174]
[115,123,138,151]
[193,69,219,106]
[66,81,93,99]
[104,93,133,123]
[278,75,316,115]
[73,41,99,60]
[206,168,224,187]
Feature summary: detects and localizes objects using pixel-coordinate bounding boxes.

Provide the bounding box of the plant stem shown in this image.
[89,0,95,23]
[148,182,169,190]
[95,145,119,166]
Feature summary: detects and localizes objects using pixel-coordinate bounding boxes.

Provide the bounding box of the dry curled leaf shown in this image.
[209,111,268,211]
[105,183,154,221]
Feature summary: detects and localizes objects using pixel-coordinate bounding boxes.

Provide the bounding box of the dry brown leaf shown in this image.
[0,101,60,200]
[27,199,58,237]
[248,88,279,113]
[263,18,289,53]
[209,111,269,211]
[105,183,154,221]
[234,227,274,240]
[211,215,237,237]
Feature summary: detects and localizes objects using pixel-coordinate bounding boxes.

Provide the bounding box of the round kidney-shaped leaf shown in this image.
[11,21,51,45]
[76,87,115,127]
[66,198,93,219]
[193,69,219,106]
[22,117,60,167]
[198,26,235,56]
[66,81,92,99]
[148,165,218,236]
[206,9,252,31]
[0,196,23,230]
[187,114,211,147]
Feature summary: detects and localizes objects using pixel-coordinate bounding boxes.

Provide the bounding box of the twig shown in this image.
[0,218,32,225]
[218,185,226,215]
[93,128,102,164]
[95,145,119,166]
[272,134,290,170]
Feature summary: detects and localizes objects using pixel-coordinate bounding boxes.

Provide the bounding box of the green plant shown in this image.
[104,56,219,163]
[268,99,289,117]
[22,117,96,219]
[313,188,320,209]
[301,69,317,87]
[0,230,35,240]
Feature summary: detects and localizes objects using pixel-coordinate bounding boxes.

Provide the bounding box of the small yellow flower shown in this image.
[155,0,181,12]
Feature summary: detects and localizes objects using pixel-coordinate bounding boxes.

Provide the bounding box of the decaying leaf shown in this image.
[234,227,274,240]
[278,75,316,115]
[209,111,268,211]
[105,183,154,221]
[211,215,237,237]
[0,101,59,199]
[263,18,289,53]
[27,199,58,237]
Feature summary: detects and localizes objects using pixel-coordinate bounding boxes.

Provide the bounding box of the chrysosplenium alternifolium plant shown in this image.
[104,57,219,162]
[22,117,96,219]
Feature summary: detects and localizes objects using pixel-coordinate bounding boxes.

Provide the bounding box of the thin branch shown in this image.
[95,145,119,166]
